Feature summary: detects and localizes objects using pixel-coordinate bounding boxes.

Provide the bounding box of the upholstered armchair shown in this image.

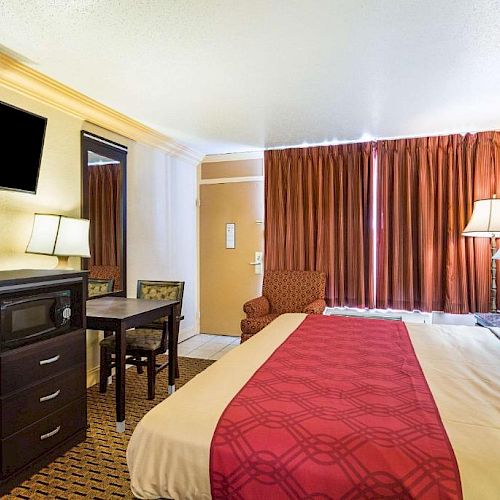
[241,270,327,342]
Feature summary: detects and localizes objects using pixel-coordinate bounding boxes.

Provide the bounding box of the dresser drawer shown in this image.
[0,365,85,438]
[0,330,85,394]
[1,397,86,476]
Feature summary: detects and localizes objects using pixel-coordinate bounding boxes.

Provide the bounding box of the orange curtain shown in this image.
[88,163,122,269]
[376,131,500,313]
[264,144,374,308]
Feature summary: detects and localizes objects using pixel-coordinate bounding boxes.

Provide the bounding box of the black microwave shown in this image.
[0,290,72,351]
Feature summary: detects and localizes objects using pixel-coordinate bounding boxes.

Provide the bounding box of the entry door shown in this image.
[200,159,264,336]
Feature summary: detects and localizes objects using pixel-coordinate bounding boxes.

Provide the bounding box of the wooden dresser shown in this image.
[0,270,87,493]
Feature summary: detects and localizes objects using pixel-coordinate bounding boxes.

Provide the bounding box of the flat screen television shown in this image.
[0,101,47,194]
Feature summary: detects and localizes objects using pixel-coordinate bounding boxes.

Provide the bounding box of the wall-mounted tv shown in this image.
[0,101,47,194]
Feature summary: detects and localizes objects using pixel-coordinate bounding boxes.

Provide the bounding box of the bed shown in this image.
[127,314,500,499]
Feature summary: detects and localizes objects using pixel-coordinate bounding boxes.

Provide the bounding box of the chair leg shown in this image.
[147,352,156,400]
[174,319,180,378]
[99,346,110,393]
[136,356,144,374]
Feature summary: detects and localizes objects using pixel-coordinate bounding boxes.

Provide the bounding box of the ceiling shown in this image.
[1,0,499,155]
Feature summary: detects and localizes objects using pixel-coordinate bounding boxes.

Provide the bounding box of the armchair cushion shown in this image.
[303,298,327,315]
[243,296,270,318]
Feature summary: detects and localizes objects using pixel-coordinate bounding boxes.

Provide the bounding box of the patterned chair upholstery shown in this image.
[241,270,326,343]
[98,329,163,351]
[137,280,185,327]
[88,278,114,298]
[99,280,184,399]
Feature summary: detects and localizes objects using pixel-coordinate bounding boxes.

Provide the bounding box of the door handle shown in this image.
[250,252,263,274]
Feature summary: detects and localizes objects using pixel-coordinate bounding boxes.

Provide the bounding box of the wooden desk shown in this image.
[86,297,180,432]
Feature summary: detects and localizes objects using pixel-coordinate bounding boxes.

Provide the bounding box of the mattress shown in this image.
[127,314,500,499]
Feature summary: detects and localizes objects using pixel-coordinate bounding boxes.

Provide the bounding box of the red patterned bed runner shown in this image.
[210,315,462,499]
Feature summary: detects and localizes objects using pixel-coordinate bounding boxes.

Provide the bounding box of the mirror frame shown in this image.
[81,131,127,297]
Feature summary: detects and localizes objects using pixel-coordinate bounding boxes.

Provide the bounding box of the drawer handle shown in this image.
[40,425,61,440]
[39,355,60,366]
[39,389,61,402]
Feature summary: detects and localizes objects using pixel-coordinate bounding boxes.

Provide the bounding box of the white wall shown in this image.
[127,143,199,341]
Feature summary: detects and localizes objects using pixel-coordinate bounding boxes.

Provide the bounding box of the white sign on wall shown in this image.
[226,223,235,249]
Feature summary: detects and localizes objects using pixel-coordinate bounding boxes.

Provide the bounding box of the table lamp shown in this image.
[26,214,91,269]
[462,197,500,312]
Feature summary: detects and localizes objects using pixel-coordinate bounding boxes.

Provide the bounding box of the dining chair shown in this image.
[99,280,184,400]
[88,277,115,298]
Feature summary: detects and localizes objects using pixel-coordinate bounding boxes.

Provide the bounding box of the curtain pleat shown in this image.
[88,163,122,269]
[264,144,374,308]
[376,131,500,313]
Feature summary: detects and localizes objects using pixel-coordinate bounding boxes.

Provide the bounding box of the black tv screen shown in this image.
[0,101,47,194]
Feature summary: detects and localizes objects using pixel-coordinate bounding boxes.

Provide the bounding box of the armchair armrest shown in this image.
[243,296,270,318]
[303,299,326,315]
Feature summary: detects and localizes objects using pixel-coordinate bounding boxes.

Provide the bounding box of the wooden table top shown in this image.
[86,296,179,320]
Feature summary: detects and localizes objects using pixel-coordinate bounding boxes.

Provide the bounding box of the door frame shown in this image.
[198,153,264,335]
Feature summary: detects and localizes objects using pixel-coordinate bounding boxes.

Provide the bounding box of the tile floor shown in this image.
[178,333,240,360]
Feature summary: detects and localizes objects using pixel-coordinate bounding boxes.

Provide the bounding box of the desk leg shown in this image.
[167,304,179,395]
[115,324,126,433]
[104,330,113,386]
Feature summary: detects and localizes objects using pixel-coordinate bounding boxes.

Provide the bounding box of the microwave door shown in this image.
[3,297,58,347]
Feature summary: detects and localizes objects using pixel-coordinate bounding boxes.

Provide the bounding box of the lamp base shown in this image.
[55,256,72,270]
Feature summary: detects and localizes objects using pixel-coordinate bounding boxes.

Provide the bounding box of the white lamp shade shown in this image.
[26,214,61,254]
[54,217,90,257]
[493,249,500,260]
[26,214,90,258]
[462,198,500,237]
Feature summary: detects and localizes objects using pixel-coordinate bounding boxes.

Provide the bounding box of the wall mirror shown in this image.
[81,132,127,297]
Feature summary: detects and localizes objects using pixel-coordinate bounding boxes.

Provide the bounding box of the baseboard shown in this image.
[86,325,199,388]
[86,365,101,388]
[178,325,198,342]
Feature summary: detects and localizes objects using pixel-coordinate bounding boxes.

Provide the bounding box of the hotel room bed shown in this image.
[127,314,500,500]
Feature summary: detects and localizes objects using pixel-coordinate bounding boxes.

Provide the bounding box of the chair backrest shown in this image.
[263,270,326,314]
[137,280,185,352]
[137,280,185,309]
[88,278,115,298]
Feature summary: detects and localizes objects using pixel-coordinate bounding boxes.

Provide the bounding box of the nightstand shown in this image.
[474,313,500,339]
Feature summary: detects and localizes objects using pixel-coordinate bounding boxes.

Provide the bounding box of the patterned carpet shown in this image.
[5,356,214,500]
